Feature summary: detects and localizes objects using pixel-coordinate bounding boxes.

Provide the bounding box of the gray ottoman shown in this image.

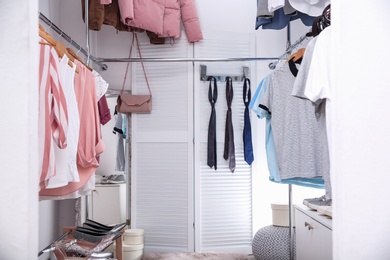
[252,225,296,260]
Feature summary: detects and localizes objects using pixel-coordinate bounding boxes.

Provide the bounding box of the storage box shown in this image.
[123,228,144,245]
[271,203,295,227]
[123,243,144,260]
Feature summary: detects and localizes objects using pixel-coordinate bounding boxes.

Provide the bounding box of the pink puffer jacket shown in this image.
[118,0,203,42]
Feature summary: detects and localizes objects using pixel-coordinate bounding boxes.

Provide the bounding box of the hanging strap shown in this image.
[120,32,152,97]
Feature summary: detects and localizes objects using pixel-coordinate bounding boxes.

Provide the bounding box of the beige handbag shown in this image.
[117,32,152,113]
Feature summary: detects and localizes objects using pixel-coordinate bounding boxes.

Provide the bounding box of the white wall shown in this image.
[0,0,39,258]
[332,2,390,259]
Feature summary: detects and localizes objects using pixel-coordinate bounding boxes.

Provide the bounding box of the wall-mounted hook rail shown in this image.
[200,65,250,82]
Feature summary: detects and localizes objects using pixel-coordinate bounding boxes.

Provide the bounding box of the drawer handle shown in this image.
[304,222,314,230]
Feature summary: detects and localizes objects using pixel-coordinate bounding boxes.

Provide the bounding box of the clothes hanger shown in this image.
[54,32,80,73]
[288,48,305,62]
[57,41,80,73]
[66,47,93,72]
[39,24,80,73]
[39,24,56,46]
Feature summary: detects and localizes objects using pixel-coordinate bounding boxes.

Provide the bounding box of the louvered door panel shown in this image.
[131,34,194,253]
[194,31,255,254]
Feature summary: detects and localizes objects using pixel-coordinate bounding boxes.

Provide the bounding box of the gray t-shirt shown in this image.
[291,37,331,199]
[259,61,328,180]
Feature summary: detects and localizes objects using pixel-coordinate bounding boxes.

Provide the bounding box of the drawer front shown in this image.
[295,209,332,260]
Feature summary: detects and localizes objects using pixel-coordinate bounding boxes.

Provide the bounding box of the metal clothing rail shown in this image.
[268,32,309,70]
[95,33,308,70]
[38,12,108,71]
[96,57,278,63]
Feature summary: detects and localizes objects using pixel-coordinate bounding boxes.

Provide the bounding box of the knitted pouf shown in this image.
[252,225,296,260]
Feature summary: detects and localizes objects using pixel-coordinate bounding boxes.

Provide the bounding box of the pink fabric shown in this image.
[118,0,203,42]
[40,60,105,197]
[100,0,112,4]
[38,41,69,190]
[98,95,112,125]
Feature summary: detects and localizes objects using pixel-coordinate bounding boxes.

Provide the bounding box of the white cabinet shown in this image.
[89,184,126,225]
[294,204,332,260]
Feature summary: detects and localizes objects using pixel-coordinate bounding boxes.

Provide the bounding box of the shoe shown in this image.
[84,219,127,232]
[65,232,122,257]
[303,195,332,211]
[53,247,112,260]
[74,227,123,243]
[95,175,109,184]
[106,174,125,184]
[38,230,71,257]
[45,239,86,260]
[53,248,86,260]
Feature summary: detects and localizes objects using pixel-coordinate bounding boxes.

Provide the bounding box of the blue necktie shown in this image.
[243,78,254,165]
[207,77,218,170]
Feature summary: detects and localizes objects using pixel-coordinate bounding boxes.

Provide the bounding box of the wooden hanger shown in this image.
[288,48,305,62]
[39,24,56,46]
[66,47,93,72]
[39,25,79,73]
[57,41,79,74]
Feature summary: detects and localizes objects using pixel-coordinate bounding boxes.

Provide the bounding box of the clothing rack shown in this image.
[38,12,108,71]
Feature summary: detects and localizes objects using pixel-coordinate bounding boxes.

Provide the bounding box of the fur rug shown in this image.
[142,252,251,260]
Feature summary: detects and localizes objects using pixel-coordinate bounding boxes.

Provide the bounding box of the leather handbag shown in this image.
[117,32,152,113]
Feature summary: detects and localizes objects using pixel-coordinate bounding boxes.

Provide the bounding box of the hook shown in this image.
[76,45,82,55]
[58,31,63,41]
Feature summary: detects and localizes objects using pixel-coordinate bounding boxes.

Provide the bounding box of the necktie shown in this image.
[207,77,218,170]
[223,77,236,172]
[243,78,254,165]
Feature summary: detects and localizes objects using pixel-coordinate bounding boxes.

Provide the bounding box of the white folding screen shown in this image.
[131,31,255,254]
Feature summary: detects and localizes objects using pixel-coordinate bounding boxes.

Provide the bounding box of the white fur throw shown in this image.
[142,252,250,260]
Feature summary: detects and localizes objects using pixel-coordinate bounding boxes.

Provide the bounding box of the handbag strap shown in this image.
[135,33,152,97]
[120,32,152,97]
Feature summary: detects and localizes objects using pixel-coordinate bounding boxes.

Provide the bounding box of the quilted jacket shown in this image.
[82,0,140,31]
[118,0,203,42]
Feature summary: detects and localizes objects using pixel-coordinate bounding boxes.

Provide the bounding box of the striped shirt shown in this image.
[38,40,69,190]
